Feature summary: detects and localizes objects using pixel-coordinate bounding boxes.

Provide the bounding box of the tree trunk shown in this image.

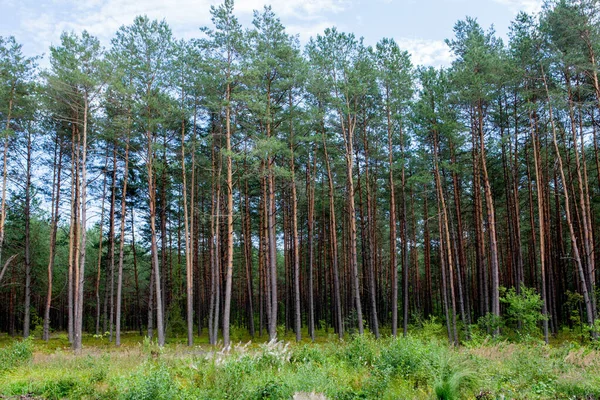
[323,127,344,339]
[23,129,32,338]
[115,134,130,346]
[340,112,363,335]
[289,97,302,342]
[223,79,235,348]
[73,96,90,353]
[44,137,63,341]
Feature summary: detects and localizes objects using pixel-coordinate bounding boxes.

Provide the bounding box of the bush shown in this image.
[430,351,478,400]
[341,333,377,368]
[500,285,546,339]
[376,336,428,379]
[290,344,326,365]
[119,362,183,400]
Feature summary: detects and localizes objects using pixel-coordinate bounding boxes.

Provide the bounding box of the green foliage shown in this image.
[290,344,326,365]
[376,336,428,379]
[431,351,478,400]
[166,300,186,338]
[0,337,33,373]
[1,333,600,399]
[500,285,546,338]
[140,336,163,359]
[416,316,446,340]
[30,309,44,339]
[477,313,503,336]
[248,380,291,400]
[341,333,377,368]
[118,362,182,400]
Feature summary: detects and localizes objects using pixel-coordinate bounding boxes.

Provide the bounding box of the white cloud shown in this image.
[233,0,347,17]
[13,0,350,60]
[396,38,454,67]
[287,21,336,43]
[492,0,543,14]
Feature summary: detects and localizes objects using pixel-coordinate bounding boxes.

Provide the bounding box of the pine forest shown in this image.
[2,0,600,398]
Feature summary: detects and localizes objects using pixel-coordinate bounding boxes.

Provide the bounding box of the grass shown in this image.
[0,328,599,399]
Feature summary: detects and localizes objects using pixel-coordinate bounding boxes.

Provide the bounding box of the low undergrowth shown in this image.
[0,331,598,399]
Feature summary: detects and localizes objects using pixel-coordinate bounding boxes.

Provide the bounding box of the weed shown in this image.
[430,351,478,400]
[118,361,182,400]
[0,337,33,373]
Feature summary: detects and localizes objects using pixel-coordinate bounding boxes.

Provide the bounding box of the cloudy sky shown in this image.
[0,0,542,67]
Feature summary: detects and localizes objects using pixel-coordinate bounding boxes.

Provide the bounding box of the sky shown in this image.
[0,0,543,67]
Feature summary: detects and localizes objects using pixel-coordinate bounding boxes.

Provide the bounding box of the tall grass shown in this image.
[0,332,598,399]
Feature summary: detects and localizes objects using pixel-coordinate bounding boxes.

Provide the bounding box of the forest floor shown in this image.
[0,326,599,399]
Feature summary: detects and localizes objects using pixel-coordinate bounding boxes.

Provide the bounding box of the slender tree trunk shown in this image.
[73,96,89,353]
[108,145,117,342]
[400,125,409,337]
[423,188,432,317]
[385,88,398,337]
[0,85,15,268]
[438,202,452,343]
[451,145,470,329]
[243,175,255,337]
[94,149,109,336]
[68,123,78,344]
[289,96,302,342]
[529,108,549,344]
[360,118,379,338]
[433,128,458,345]
[477,99,500,335]
[23,129,32,338]
[44,137,63,341]
[180,96,194,346]
[131,209,142,336]
[323,127,343,338]
[306,155,316,341]
[340,111,363,334]
[223,78,235,348]
[115,134,130,346]
[146,97,164,345]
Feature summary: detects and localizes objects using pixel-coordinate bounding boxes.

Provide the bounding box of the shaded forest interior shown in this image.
[1,0,600,350]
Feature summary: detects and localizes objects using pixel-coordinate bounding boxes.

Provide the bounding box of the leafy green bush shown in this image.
[418,316,445,340]
[341,333,377,368]
[376,336,428,379]
[290,344,327,365]
[477,313,502,336]
[118,362,183,400]
[500,285,546,339]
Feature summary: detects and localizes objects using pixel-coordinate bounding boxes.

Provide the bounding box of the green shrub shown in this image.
[119,362,183,400]
[249,380,291,400]
[341,333,377,368]
[431,352,478,400]
[166,301,186,338]
[376,336,428,379]
[500,285,546,339]
[418,316,445,340]
[290,344,326,365]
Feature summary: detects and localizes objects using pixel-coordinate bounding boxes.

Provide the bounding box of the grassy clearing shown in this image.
[0,329,599,399]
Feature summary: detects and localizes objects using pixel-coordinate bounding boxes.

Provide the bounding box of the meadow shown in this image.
[1,323,599,400]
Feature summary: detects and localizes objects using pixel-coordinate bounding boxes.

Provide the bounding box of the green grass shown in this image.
[0,330,599,399]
